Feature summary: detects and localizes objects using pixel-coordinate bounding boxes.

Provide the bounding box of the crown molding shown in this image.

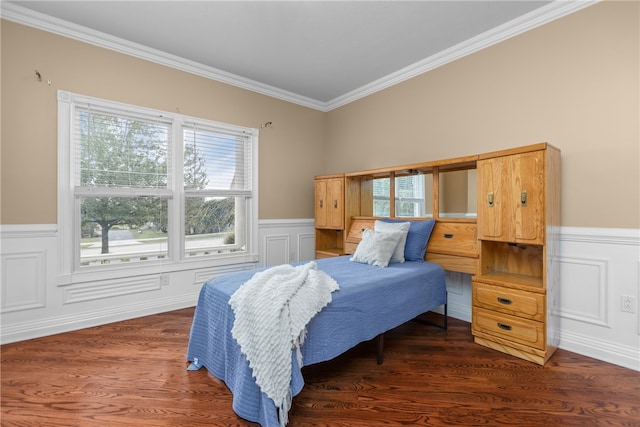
[0,2,327,111]
[325,0,598,111]
[2,1,597,113]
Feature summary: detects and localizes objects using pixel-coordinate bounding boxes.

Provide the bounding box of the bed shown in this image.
[186,253,447,427]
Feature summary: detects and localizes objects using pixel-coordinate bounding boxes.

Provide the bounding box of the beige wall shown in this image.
[2,1,639,229]
[1,20,326,223]
[326,1,639,229]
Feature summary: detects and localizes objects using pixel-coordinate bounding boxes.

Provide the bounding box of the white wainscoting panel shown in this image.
[557,255,609,327]
[1,225,56,315]
[298,232,316,263]
[557,227,640,370]
[0,220,316,344]
[62,276,165,304]
[1,222,638,372]
[264,235,290,267]
[1,251,46,312]
[258,219,316,267]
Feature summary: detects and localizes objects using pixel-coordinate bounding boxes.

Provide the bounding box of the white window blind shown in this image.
[183,123,252,194]
[75,106,171,191]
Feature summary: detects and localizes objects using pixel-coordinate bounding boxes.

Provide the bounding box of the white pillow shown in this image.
[349,228,404,268]
[374,220,410,263]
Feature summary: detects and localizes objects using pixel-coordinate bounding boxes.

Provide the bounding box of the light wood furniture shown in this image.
[314,174,345,258]
[316,155,480,273]
[313,143,560,365]
[472,143,561,365]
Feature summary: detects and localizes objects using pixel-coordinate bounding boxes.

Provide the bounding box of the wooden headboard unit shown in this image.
[315,153,479,274]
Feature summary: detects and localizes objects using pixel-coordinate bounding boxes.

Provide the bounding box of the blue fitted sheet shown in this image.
[186,256,446,426]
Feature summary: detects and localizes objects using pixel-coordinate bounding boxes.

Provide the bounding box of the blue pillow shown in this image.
[379,219,436,261]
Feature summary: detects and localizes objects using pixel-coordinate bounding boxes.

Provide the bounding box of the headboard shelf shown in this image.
[316,152,481,273]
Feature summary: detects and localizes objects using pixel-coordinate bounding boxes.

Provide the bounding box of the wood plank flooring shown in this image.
[2,308,638,426]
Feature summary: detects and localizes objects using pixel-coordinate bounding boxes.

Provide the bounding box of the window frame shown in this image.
[57,90,259,284]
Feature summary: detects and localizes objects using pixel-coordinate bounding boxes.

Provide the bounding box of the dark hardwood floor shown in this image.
[2,308,638,426]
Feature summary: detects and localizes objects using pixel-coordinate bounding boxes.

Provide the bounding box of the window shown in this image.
[372,177,390,217]
[182,124,253,258]
[395,173,431,218]
[58,91,258,280]
[372,173,432,218]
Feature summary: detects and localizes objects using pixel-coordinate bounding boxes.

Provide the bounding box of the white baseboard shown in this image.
[559,329,640,371]
[1,293,199,344]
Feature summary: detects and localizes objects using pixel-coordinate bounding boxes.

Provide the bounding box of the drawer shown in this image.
[473,281,545,321]
[427,222,478,258]
[426,253,477,275]
[473,307,545,350]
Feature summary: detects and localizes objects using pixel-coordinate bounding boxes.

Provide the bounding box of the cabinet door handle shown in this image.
[334,200,338,209]
[521,190,527,207]
[488,192,494,207]
[497,297,512,305]
[497,322,512,331]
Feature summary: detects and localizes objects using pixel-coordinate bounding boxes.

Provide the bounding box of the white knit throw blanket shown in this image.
[229,261,339,427]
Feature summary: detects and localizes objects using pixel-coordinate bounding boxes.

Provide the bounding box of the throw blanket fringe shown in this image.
[229,261,339,427]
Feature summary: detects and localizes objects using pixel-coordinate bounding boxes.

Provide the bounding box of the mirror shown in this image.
[367,167,476,219]
[438,168,477,218]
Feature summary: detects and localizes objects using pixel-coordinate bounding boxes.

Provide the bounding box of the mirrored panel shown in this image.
[372,177,390,217]
[439,168,477,218]
[395,173,433,218]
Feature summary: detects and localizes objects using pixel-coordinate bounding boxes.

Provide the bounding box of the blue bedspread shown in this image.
[186,256,446,426]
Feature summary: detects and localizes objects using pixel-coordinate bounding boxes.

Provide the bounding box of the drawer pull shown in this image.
[497,322,512,331]
[443,233,454,239]
[497,297,513,305]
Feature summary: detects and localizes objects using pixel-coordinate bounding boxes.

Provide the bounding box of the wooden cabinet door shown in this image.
[326,178,344,229]
[478,151,544,243]
[478,157,508,240]
[315,177,344,230]
[512,151,544,244]
[315,179,328,228]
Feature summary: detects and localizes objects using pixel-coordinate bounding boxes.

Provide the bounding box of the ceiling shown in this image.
[3,1,594,111]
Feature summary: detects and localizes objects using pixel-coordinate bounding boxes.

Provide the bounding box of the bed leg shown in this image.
[412,304,448,330]
[376,333,384,365]
[443,302,448,330]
